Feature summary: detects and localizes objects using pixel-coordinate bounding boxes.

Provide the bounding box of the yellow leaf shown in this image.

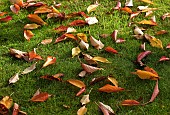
[149,37,163,49]
[72,47,81,58]
[92,56,111,63]
[0,96,13,114]
[77,106,87,115]
[87,3,99,13]
[141,0,154,4]
[108,76,118,87]
[67,79,86,88]
[137,20,157,26]
[77,33,88,42]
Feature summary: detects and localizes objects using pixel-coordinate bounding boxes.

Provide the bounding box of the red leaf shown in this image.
[112,0,121,10]
[12,103,19,115]
[0,16,12,22]
[159,56,170,62]
[149,80,159,103]
[121,100,140,106]
[31,92,51,102]
[69,20,87,26]
[98,84,124,93]
[76,87,86,96]
[105,46,118,54]
[166,43,170,49]
[137,51,152,66]
[54,25,68,33]
[54,34,66,43]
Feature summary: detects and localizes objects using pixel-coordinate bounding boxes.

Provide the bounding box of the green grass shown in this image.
[0,0,170,114]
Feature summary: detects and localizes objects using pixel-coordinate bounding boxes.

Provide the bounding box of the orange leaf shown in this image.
[34,6,52,14]
[0,16,12,22]
[108,76,118,87]
[98,84,124,93]
[67,79,86,88]
[54,25,68,33]
[149,80,159,103]
[10,4,20,14]
[10,0,23,6]
[42,56,56,68]
[81,63,103,73]
[24,23,40,29]
[105,46,118,54]
[69,20,87,26]
[41,38,52,45]
[54,34,66,43]
[27,14,47,25]
[121,100,140,106]
[31,91,51,102]
[144,66,158,76]
[41,73,64,81]
[0,12,7,17]
[24,30,34,41]
[121,7,132,14]
[155,30,168,35]
[64,33,78,40]
[28,49,42,61]
[137,20,157,26]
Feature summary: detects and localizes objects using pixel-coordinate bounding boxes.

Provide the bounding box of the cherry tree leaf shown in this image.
[105,46,118,54]
[98,102,115,115]
[90,76,106,85]
[137,50,152,66]
[22,62,37,74]
[0,16,12,22]
[42,56,56,68]
[24,23,40,29]
[113,0,121,10]
[76,87,86,96]
[134,26,144,35]
[144,66,158,76]
[115,38,126,43]
[77,33,88,42]
[10,48,27,59]
[77,106,87,115]
[159,56,170,62]
[99,84,124,93]
[161,13,170,20]
[149,80,159,103]
[141,0,154,4]
[54,25,68,33]
[67,27,77,33]
[111,30,118,41]
[80,93,90,105]
[81,63,103,73]
[155,30,168,35]
[41,38,52,45]
[87,2,99,13]
[79,40,89,50]
[0,96,13,115]
[72,47,81,58]
[69,20,87,26]
[125,0,133,7]
[121,100,140,106]
[31,90,51,102]
[28,49,42,61]
[137,20,157,26]
[24,30,34,41]
[130,12,140,19]
[108,76,118,87]
[34,6,52,14]
[10,0,23,6]
[40,73,64,81]
[121,7,132,14]
[12,103,19,115]
[78,71,87,78]
[67,79,86,88]
[92,56,111,63]
[10,4,20,14]
[0,12,7,17]
[27,14,47,25]
[85,17,98,25]
[166,43,170,49]
[9,73,19,84]
[149,37,163,49]
[90,36,104,49]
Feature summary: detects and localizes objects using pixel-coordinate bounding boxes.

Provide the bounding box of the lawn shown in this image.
[0,0,170,114]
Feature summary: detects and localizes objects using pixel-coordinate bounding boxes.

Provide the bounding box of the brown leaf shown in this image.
[10,4,20,14]
[130,12,140,19]
[22,62,37,74]
[144,66,158,76]
[0,16,12,22]
[27,14,47,25]
[12,103,19,115]
[10,0,23,6]
[121,100,140,106]
[42,56,56,68]
[77,106,87,115]
[90,36,104,49]
[159,56,170,62]
[0,96,13,115]
[137,20,157,26]
[41,38,52,45]
[54,25,68,33]
[81,63,103,73]
[161,13,170,20]
[105,46,118,54]
[54,34,67,43]
[9,73,19,84]
[121,7,132,14]
[67,79,86,88]
[111,30,118,41]
[90,76,106,85]
[24,30,34,41]
[34,6,52,14]
[31,90,51,102]
[82,53,97,65]
[98,102,115,115]
[155,30,168,35]
[99,84,124,93]
[24,23,40,29]
[69,20,87,26]
[76,87,86,96]
[10,48,27,59]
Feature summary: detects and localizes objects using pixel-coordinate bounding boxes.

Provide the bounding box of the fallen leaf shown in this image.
[111,30,118,41]
[141,0,154,4]
[76,87,86,96]
[130,12,140,19]
[116,38,126,43]
[159,56,170,62]
[10,4,20,14]
[9,73,19,84]
[125,0,133,7]
[145,11,153,17]
[79,40,89,50]
[67,79,86,88]
[72,47,81,58]
[121,100,140,106]
[149,80,159,103]
[0,16,12,22]
[80,89,91,105]
[22,62,37,74]
[155,30,168,35]
[77,33,88,42]
[166,43,170,49]
[34,6,52,14]
[67,27,77,33]
[41,73,64,81]
[100,34,110,38]
[69,20,87,26]
[82,53,97,65]
[0,12,7,17]
[92,56,111,63]
[12,103,19,115]
[27,14,47,25]
[113,0,121,10]
[137,20,157,26]
[87,2,99,13]
[28,49,42,61]
[31,90,51,102]
[98,102,115,115]
[140,42,146,50]
[134,26,144,35]
[77,106,87,115]
[137,50,152,66]
[24,23,40,29]
[10,0,23,6]
[108,76,118,87]
[121,7,132,14]
[24,30,34,41]
[99,84,124,93]
[149,37,163,49]
[161,13,170,20]
[85,17,98,25]
[144,66,158,76]
[42,56,56,68]
[90,36,104,49]
[64,33,78,40]
[0,96,13,115]
[137,6,148,10]
[81,63,103,73]
[41,38,52,45]
[90,76,107,85]
[24,2,45,8]
[54,34,67,43]
[10,48,27,59]
[78,71,87,77]
[105,46,118,54]
[54,25,68,33]
[132,69,159,80]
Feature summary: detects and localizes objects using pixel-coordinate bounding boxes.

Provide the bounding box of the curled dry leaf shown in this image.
[12,103,19,115]
[130,12,140,19]
[92,56,111,63]
[87,2,99,13]
[24,30,34,41]
[80,94,90,105]
[137,6,148,10]
[0,96,13,115]
[99,84,124,93]
[27,14,47,25]
[9,73,19,84]
[113,0,121,10]
[144,66,158,76]
[54,34,67,43]
[148,80,159,103]
[141,0,154,4]
[83,53,97,65]
[79,40,89,50]
[137,20,157,26]
[77,106,87,115]
[0,16,12,22]
[90,36,104,49]
[76,87,86,96]
[140,42,146,51]
[24,2,45,8]
[125,0,133,7]
[67,79,86,88]
[42,56,56,68]
[55,25,68,33]
[105,46,118,54]
[77,33,88,42]
[72,47,81,58]
[121,100,140,106]
[67,27,77,33]
[81,63,103,73]
[116,38,126,43]
[41,73,64,81]
[28,49,42,61]
[64,33,78,40]
[69,20,87,26]
[155,30,168,35]
[90,76,106,85]
[85,17,98,25]
[108,76,118,87]
[41,38,52,45]
[0,12,7,17]
[10,0,23,6]
[137,50,151,66]
[134,26,144,35]
[145,11,153,17]
[149,37,163,49]
[121,7,132,14]
[10,48,27,59]
[79,71,87,78]
[132,69,159,80]
[34,6,52,14]
[24,23,40,29]
[31,90,51,102]
[161,13,170,20]
[159,56,170,62]
[22,62,37,74]
[98,102,115,115]
[111,30,118,41]
[10,4,20,14]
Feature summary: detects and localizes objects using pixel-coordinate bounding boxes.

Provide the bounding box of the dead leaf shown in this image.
[105,46,118,54]
[132,69,159,80]
[27,14,47,25]
[159,56,170,62]
[121,100,140,106]
[54,25,68,33]
[41,38,52,45]
[145,11,153,17]
[137,50,152,66]
[28,49,42,61]
[80,89,91,105]
[0,96,13,115]
[12,103,19,115]
[10,0,23,6]
[77,106,87,115]
[85,17,98,25]
[149,37,163,49]
[41,73,64,81]
[69,20,87,26]
[10,48,27,59]
[54,34,67,43]
[137,6,148,10]
[108,76,118,87]
[121,7,132,14]
[125,0,133,7]
[98,102,115,115]
[141,0,154,4]
[66,27,77,33]
[137,20,157,26]
[67,79,85,88]
[90,36,104,50]
[72,47,81,58]
[0,12,7,17]
[130,12,140,19]
[24,2,45,8]
[79,40,89,50]
[149,80,159,103]
[9,73,19,84]
[24,23,40,29]
[10,4,20,14]
[78,71,87,78]
[99,84,124,93]
[22,62,37,74]
[161,13,170,20]
[166,43,170,49]
[81,63,103,73]
[31,90,51,102]
[155,30,168,35]
[144,66,158,76]
[42,56,56,68]
[90,76,106,85]
[111,30,118,41]
[87,2,99,13]
[134,26,144,35]
[92,56,111,63]
[77,33,88,42]
[24,30,34,41]
[115,38,126,43]
[113,0,121,10]
[64,33,78,40]
[140,42,146,50]
[34,6,52,14]
[76,87,86,96]
[0,16,12,22]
